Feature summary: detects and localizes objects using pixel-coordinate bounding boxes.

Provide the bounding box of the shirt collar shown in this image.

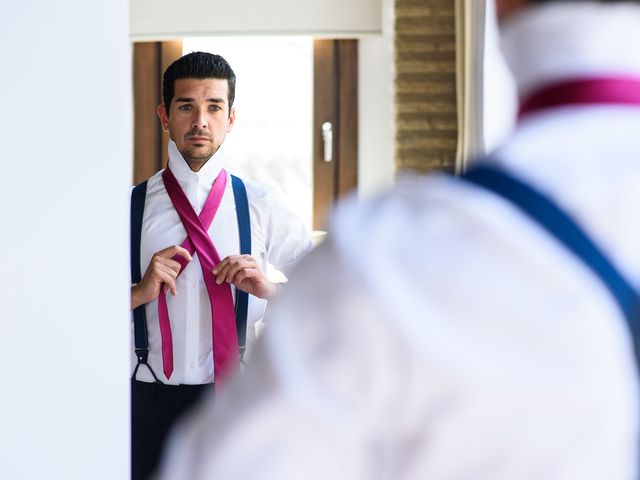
[500,2,640,100]
[167,140,225,187]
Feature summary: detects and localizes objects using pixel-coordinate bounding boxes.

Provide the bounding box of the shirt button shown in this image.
[190,362,195,369]
[192,282,196,288]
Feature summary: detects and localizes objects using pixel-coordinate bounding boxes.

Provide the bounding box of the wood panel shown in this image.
[313,39,359,230]
[160,41,183,169]
[337,40,358,197]
[133,42,161,184]
[313,40,338,230]
[132,41,183,184]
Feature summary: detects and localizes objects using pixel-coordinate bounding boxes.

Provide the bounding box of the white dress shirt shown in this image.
[131,141,311,385]
[159,3,640,478]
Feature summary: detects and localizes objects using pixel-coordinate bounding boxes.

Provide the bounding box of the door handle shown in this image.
[322,122,333,162]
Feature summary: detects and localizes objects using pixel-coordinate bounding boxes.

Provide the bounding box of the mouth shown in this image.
[187,136,211,143]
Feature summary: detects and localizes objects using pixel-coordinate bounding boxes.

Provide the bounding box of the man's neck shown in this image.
[167,140,224,183]
[184,157,211,172]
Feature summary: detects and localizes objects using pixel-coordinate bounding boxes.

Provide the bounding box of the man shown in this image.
[159,2,640,478]
[130,52,311,480]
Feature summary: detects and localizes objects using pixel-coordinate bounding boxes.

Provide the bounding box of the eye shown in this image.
[209,104,222,112]
[177,104,192,111]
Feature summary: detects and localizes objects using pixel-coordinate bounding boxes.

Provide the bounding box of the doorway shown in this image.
[132,38,358,231]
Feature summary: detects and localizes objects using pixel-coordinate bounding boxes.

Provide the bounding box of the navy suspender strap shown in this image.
[231,175,252,360]
[460,164,640,364]
[130,175,252,377]
[130,180,161,382]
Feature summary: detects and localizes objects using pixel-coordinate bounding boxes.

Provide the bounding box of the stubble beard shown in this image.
[181,142,220,172]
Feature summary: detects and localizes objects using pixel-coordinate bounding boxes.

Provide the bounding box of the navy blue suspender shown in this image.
[460,164,640,363]
[231,175,252,360]
[131,174,252,379]
[130,180,159,382]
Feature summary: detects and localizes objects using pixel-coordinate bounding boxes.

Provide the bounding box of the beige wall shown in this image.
[395,0,458,173]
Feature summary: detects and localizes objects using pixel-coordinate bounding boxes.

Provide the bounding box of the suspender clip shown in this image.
[135,348,149,364]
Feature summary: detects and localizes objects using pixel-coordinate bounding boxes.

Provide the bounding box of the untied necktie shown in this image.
[158,167,239,381]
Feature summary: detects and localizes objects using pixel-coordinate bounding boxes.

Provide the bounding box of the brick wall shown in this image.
[395,0,458,173]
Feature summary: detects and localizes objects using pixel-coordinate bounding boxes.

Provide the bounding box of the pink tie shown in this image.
[518,76,640,120]
[158,167,239,381]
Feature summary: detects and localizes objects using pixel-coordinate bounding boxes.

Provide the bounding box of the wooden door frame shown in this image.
[313,39,358,230]
[133,40,182,185]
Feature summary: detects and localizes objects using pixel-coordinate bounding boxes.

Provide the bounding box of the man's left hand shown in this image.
[212,255,280,299]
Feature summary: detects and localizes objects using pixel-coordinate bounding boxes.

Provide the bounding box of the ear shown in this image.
[157,104,170,133]
[495,0,528,23]
[226,106,236,133]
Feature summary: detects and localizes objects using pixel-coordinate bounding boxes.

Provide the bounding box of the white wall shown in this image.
[358,0,395,198]
[0,1,131,478]
[483,0,517,154]
[131,0,382,40]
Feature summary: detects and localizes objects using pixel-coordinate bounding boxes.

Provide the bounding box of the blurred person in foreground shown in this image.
[158,1,640,478]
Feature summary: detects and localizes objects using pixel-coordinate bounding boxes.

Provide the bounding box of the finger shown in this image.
[212,254,243,274]
[214,257,245,283]
[158,271,178,296]
[215,262,232,285]
[156,263,179,281]
[150,259,178,279]
[156,245,193,262]
[227,258,262,283]
[225,262,252,283]
[233,268,260,286]
[160,257,183,275]
[212,257,230,276]
[219,257,253,284]
[152,257,180,277]
[212,255,255,274]
[152,266,178,295]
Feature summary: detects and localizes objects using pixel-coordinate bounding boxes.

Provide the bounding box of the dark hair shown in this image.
[162,51,236,114]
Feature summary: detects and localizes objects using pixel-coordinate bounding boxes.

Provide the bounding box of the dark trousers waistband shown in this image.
[131,379,214,399]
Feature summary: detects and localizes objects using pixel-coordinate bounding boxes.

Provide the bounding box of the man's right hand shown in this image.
[131,245,193,310]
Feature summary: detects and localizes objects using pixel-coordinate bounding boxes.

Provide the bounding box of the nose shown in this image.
[192,108,208,129]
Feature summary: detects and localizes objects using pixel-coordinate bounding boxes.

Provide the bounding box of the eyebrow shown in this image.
[174,97,226,104]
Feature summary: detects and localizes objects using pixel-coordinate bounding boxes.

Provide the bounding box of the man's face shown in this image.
[157,77,235,171]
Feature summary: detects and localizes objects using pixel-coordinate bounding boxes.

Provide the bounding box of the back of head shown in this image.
[162,51,236,111]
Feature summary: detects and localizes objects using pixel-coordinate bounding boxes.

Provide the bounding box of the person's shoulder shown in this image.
[132,169,164,187]
[139,169,167,196]
[129,169,164,198]
[331,167,533,246]
[330,173,465,246]
[230,175,281,204]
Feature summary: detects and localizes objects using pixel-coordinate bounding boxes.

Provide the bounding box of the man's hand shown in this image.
[131,245,192,310]
[212,255,280,299]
